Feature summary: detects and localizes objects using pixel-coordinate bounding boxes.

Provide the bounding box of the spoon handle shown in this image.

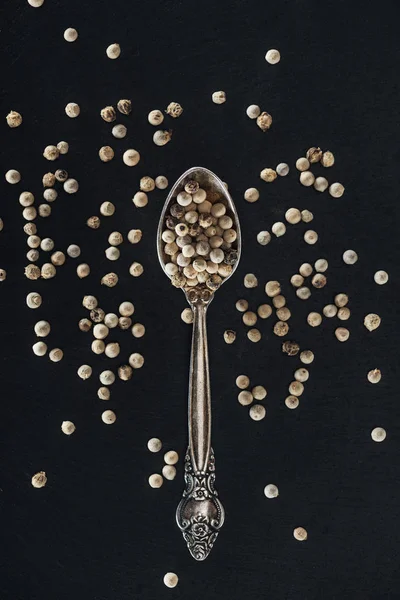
[176,300,225,560]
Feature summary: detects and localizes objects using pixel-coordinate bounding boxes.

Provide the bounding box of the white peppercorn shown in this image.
[19,191,34,206]
[67,244,81,258]
[132,324,146,339]
[265,48,280,63]
[312,273,327,288]
[105,342,120,358]
[24,223,37,235]
[315,258,328,273]
[99,146,114,162]
[78,364,92,380]
[260,168,277,182]
[293,527,308,541]
[257,304,272,319]
[127,229,142,244]
[77,263,90,278]
[257,230,271,246]
[335,293,349,308]
[91,340,105,354]
[223,330,236,344]
[28,235,41,248]
[100,201,115,217]
[78,318,92,332]
[25,264,41,280]
[112,124,127,139]
[153,130,172,146]
[243,311,257,326]
[129,262,144,277]
[236,299,249,312]
[49,348,63,362]
[43,172,56,188]
[34,320,50,337]
[285,208,301,224]
[43,145,60,161]
[300,350,314,365]
[338,307,351,321]
[38,204,51,218]
[64,178,79,194]
[155,175,168,189]
[132,191,148,208]
[102,313,117,329]
[98,387,110,400]
[55,169,69,183]
[57,141,69,154]
[102,410,116,424]
[6,110,22,127]
[276,307,291,321]
[296,286,311,300]
[238,390,253,405]
[244,273,258,288]
[291,274,304,287]
[27,250,39,262]
[289,381,304,396]
[140,176,155,192]
[300,171,315,187]
[61,421,76,435]
[164,450,178,465]
[285,396,299,409]
[307,312,322,327]
[33,341,47,356]
[123,149,140,166]
[343,249,358,265]
[246,104,261,119]
[162,465,176,480]
[43,188,58,202]
[129,353,144,369]
[64,27,78,42]
[148,110,164,125]
[299,263,313,277]
[105,247,120,261]
[314,176,329,192]
[119,317,132,330]
[335,327,350,342]
[180,308,194,324]
[6,169,21,184]
[248,328,261,342]
[163,573,179,588]
[93,323,109,339]
[106,43,121,59]
[276,163,289,176]
[264,483,279,498]
[272,222,286,237]
[323,304,337,318]
[374,270,389,285]
[364,313,381,331]
[65,102,80,118]
[108,231,123,246]
[212,91,226,104]
[304,230,318,245]
[367,369,381,384]
[249,405,266,420]
[31,471,47,488]
[244,188,259,203]
[252,385,267,400]
[99,370,115,385]
[40,238,54,252]
[257,112,273,132]
[147,438,162,453]
[41,263,56,279]
[236,375,250,389]
[265,280,281,297]
[88,208,103,226]
[296,157,310,171]
[294,368,309,383]
[26,292,42,309]
[371,427,386,442]
[329,182,345,198]
[321,151,335,167]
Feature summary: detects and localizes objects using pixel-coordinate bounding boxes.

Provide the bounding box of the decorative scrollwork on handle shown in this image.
[176,448,225,561]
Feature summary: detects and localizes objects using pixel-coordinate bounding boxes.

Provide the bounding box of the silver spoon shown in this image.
[157,166,241,560]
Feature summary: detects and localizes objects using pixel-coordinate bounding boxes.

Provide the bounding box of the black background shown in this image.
[1,1,400,599]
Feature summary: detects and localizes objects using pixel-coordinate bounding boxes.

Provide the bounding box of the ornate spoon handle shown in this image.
[176,293,225,560]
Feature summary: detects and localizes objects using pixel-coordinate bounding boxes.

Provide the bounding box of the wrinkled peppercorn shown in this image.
[170,203,185,219]
[224,249,238,265]
[282,341,300,356]
[165,215,178,230]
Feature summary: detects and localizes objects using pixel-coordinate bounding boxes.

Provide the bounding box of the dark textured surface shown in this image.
[1,1,400,599]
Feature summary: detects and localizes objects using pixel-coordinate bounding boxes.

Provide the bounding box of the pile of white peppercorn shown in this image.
[161,180,238,291]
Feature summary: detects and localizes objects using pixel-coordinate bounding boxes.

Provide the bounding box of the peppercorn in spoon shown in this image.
[157,166,241,560]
